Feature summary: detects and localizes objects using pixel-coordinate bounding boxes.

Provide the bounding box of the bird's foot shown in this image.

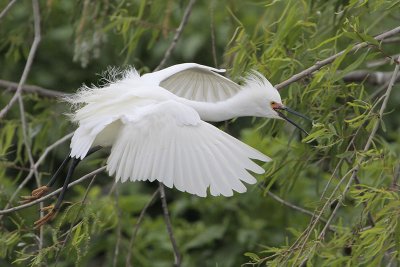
[20,186,50,204]
[34,205,56,228]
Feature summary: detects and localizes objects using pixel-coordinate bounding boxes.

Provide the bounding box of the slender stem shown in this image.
[275,25,400,90]
[126,188,160,267]
[113,185,122,267]
[0,133,73,221]
[0,0,18,21]
[266,191,329,224]
[209,1,218,67]
[0,0,41,119]
[294,56,400,265]
[0,79,68,98]
[155,0,196,71]
[0,167,106,215]
[159,183,181,267]
[54,175,97,267]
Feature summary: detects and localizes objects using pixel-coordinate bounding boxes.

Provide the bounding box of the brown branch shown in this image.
[275,25,400,90]
[0,166,106,215]
[0,79,68,98]
[159,183,181,267]
[0,0,41,119]
[155,0,196,71]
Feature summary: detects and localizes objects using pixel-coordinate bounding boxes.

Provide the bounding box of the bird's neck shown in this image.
[178,91,259,122]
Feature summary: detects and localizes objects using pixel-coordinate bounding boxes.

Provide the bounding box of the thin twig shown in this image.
[209,1,218,67]
[155,0,196,71]
[391,163,400,190]
[151,2,196,265]
[266,191,328,224]
[0,79,68,98]
[54,175,97,267]
[0,166,106,215]
[0,133,73,221]
[275,25,400,90]
[3,0,42,247]
[342,70,400,85]
[17,91,42,223]
[289,85,391,262]
[295,56,400,265]
[366,53,400,68]
[159,183,181,267]
[0,0,18,21]
[16,0,42,240]
[126,188,160,267]
[113,185,122,267]
[0,0,41,119]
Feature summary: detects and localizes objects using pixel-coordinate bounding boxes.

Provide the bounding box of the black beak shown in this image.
[274,106,310,135]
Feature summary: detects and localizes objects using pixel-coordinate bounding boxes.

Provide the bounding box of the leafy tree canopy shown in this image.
[0,0,399,266]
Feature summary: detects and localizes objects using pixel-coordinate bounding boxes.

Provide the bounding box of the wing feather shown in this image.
[106,100,270,197]
[143,63,242,103]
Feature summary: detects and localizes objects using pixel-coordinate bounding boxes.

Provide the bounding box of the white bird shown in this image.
[22,63,309,226]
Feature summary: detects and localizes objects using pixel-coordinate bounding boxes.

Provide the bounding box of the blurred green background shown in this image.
[1,0,399,266]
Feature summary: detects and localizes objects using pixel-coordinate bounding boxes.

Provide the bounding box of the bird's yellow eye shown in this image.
[271,101,276,105]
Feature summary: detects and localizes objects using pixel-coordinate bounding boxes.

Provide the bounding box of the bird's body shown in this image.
[64,63,303,197]
[23,63,309,227]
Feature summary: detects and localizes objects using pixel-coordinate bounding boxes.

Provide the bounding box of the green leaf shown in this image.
[244,252,260,262]
[183,225,226,250]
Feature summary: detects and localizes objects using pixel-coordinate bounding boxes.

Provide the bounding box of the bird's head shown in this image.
[243,71,310,135]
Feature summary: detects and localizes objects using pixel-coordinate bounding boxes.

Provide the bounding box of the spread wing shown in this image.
[106,100,271,197]
[142,63,242,103]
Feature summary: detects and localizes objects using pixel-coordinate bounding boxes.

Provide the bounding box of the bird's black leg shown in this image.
[47,155,71,188]
[34,157,81,227]
[21,146,102,204]
[22,146,102,227]
[20,155,71,204]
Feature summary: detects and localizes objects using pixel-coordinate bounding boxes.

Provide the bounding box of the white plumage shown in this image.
[66,63,292,197]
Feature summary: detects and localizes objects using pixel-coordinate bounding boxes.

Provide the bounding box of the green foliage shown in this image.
[0,0,399,266]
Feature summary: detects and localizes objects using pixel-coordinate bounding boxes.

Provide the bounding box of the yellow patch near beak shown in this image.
[271,102,284,110]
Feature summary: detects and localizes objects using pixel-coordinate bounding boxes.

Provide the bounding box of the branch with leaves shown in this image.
[275,25,400,90]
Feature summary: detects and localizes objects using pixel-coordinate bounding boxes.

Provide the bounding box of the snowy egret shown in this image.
[22,63,309,226]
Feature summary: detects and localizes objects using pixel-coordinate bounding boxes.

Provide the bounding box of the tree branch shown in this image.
[0,0,18,21]
[0,79,68,98]
[0,0,41,119]
[366,53,400,68]
[54,174,97,266]
[0,166,106,215]
[159,183,181,267]
[126,188,160,267]
[295,56,400,265]
[155,0,196,71]
[0,133,73,221]
[342,70,400,85]
[266,191,328,224]
[275,25,400,90]
[113,185,122,267]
